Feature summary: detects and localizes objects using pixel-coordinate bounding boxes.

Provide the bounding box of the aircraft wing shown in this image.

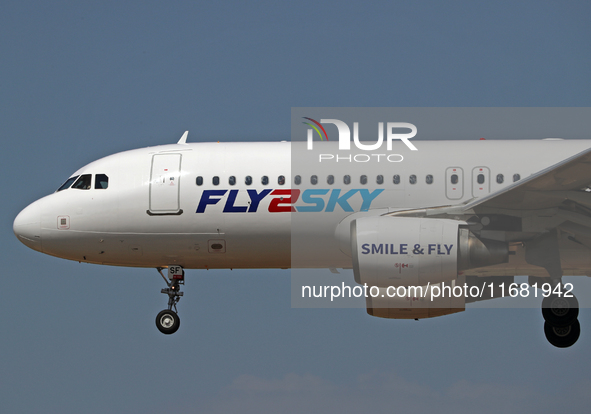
[463,146,591,212]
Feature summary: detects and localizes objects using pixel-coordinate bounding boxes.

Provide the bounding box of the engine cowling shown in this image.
[352,216,509,287]
[366,282,465,319]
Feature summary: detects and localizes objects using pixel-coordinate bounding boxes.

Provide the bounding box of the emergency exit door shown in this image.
[445,167,464,200]
[148,154,182,215]
[471,166,490,198]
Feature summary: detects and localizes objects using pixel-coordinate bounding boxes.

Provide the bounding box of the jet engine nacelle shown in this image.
[351,216,508,287]
[366,282,465,320]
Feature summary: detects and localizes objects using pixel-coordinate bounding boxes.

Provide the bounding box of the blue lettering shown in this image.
[198,188,384,213]
[296,189,329,212]
[371,244,383,254]
[247,189,272,212]
[360,242,448,255]
[196,190,227,213]
[359,189,384,211]
[223,189,248,213]
[325,189,357,212]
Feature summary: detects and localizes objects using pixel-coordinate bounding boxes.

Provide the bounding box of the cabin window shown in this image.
[229,176,236,186]
[57,176,79,192]
[245,176,253,186]
[344,175,351,185]
[360,175,368,185]
[95,174,109,189]
[477,174,485,184]
[393,175,400,185]
[451,174,458,184]
[426,175,433,185]
[278,175,285,185]
[409,175,417,185]
[496,174,504,184]
[196,176,203,186]
[327,175,334,185]
[294,175,301,185]
[310,175,318,185]
[376,175,384,185]
[212,176,220,186]
[72,174,92,190]
[261,176,269,185]
[513,174,521,182]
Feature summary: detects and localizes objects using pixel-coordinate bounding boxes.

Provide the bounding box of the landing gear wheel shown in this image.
[544,319,580,348]
[154,266,185,335]
[156,309,180,335]
[542,293,579,327]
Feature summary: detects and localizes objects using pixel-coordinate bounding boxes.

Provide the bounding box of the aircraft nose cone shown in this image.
[14,201,42,252]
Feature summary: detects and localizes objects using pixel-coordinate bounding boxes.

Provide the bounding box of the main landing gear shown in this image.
[155,266,184,335]
[541,283,580,348]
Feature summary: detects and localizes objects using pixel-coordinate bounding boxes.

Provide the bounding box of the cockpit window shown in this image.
[57,176,79,192]
[72,174,92,190]
[95,174,109,189]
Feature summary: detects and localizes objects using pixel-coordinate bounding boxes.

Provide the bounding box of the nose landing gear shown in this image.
[155,266,184,335]
[156,309,180,334]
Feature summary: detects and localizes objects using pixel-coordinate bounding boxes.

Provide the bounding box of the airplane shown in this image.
[13,131,591,348]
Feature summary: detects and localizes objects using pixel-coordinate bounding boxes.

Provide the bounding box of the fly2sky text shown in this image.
[196,189,384,213]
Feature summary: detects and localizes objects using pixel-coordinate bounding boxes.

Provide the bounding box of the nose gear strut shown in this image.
[155,266,184,334]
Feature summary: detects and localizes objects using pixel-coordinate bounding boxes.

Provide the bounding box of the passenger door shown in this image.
[148,154,182,215]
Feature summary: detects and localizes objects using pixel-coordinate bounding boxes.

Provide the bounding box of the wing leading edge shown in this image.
[464,146,591,212]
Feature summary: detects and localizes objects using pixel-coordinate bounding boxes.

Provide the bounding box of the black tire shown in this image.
[541,294,579,327]
[544,319,580,348]
[155,309,180,335]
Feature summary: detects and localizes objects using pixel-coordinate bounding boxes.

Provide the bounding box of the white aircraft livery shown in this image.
[13,132,591,348]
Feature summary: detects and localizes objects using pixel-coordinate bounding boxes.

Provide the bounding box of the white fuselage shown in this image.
[13,139,591,277]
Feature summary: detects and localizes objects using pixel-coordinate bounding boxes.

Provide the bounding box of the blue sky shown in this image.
[2,1,591,413]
